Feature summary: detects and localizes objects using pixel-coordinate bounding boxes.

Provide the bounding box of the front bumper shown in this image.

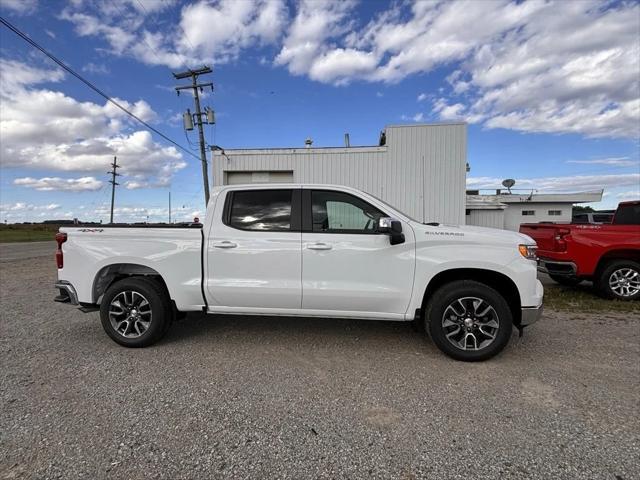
[54,281,78,305]
[520,304,543,326]
[537,258,577,277]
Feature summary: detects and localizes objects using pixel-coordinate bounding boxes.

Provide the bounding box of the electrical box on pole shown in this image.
[183,109,194,131]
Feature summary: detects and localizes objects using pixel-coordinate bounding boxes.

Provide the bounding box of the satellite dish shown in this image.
[502,178,515,193]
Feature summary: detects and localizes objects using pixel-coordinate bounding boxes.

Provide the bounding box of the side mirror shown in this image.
[376,217,405,245]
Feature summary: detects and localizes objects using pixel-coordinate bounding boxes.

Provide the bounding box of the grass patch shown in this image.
[0,225,59,243]
[544,283,640,314]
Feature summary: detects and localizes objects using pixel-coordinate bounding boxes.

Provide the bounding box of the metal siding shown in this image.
[467,210,505,229]
[212,124,466,224]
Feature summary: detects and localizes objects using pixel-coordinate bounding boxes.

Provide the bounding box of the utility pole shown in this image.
[108,156,120,224]
[173,66,215,205]
[168,191,171,224]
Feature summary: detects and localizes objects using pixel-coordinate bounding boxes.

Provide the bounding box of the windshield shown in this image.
[365,191,420,222]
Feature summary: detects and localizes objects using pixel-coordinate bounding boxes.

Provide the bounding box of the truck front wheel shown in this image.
[424,280,513,361]
[99,277,171,347]
[596,260,640,301]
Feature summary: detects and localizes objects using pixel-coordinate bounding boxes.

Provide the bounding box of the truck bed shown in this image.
[58,226,205,310]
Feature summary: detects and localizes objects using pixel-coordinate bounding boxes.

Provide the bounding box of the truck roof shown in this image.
[211,183,366,192]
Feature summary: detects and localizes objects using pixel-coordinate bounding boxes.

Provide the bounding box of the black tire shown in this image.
[99,277,171,347]
[595,260,640,301]
[549,274,583,287]
[424,280,513,362]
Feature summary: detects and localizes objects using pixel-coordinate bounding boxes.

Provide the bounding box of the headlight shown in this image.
[518,244,538,260]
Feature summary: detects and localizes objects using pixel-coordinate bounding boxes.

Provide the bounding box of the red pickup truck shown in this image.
[520,200,640,300]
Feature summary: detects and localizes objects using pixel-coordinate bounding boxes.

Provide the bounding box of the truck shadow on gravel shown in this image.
[160,313,422,346]
[155,313,532,359]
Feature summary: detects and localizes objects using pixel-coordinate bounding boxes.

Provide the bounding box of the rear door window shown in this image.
[227,190,293,231]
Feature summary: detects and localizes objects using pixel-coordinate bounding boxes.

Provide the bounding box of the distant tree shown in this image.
[572,205,595,213]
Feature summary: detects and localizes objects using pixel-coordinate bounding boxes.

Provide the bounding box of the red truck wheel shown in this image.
[596,260,640,301]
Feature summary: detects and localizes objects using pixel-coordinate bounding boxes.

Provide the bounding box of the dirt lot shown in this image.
[1,253,639,479]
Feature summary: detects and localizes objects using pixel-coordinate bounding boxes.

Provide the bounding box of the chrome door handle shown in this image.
[213,241,237,249]
[307,242,332,250]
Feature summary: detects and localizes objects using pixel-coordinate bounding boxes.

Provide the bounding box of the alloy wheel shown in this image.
[609,267,640,298]
[108,290,153,338]
[442,297,500,351]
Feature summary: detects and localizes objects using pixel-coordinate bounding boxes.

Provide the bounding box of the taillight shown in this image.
[55,232,67,269]
[554,228,570,252]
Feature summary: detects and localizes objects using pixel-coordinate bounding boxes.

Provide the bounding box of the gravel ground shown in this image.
[0,242,55,262]
[1,257,639,480]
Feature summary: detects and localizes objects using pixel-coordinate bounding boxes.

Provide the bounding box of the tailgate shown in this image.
[519,224,561,252]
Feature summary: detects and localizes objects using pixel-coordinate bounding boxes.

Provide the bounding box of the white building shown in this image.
[212,123,467,225]
[466,191,604,231]
[211,122,603,230]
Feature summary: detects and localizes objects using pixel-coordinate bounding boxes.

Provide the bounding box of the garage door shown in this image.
[225,171,294,185]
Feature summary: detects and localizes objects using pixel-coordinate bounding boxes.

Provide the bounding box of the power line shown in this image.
[0,15,200,162]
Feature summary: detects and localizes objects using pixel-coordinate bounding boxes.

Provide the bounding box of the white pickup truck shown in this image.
[54,184,543,361]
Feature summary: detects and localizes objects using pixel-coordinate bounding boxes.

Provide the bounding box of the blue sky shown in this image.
[0,0,638,223]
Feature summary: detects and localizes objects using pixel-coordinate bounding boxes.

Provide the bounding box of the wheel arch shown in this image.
[421,268,523,325]
[594,249,640,276]
[92,263,171,305]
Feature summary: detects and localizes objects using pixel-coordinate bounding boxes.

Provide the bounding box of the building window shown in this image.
[548,210,562,216]
[522,210,536,216]
[465,209,471,216]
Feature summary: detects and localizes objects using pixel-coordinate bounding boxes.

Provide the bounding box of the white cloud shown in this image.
[0,0,37,14]
[82,62,110,74]
[275,0,640,138]
[275,0,356,79]
[0,59,64,96]
[61,0,288,69]
[616,190,640,201]
[0,202,59,212]
[417,93,427,102]
[308,48,377,85]
[401,112,425,122]
[0,202,62,221]
[13,176,103,192]
[566,157,638,167]
[0,60,186,188]
[466,173,640,193]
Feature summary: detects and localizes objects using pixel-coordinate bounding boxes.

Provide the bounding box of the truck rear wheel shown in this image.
[596,260,640,301]
[99,277,171,347]
[424,280,513,361]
